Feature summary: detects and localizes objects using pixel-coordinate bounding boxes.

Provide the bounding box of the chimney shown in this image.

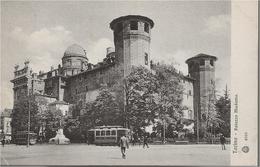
[14,65,19,71]
[24,60,30,67]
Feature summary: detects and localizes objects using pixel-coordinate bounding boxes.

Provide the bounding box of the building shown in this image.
[186,54,217,136]
[0,109,12,142]
[10,15,217,135]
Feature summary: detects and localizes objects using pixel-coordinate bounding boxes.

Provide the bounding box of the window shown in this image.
[145,53,148,65]
[130,21,138,30]
[188,90,192,96]
[144,22,149,33]
[75,89,78,94]
[200,59,205,66]
[106,130,111,136]
[111,130,116,135]
[96,131,100,136]
[85,86,88,92]
[188,110,192,119]
[101,130,105,136]
[210,60,214,66]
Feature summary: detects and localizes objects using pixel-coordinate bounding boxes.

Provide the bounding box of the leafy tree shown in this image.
[153,64,185,126]
[124,66,159,130]
[44,109,63,140]
[215,86,231,137]
[63,118,82,142]
[11,97,41,140]
[88,85,122,126]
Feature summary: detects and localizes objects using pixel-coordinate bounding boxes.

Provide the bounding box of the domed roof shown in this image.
[63,44,86,58]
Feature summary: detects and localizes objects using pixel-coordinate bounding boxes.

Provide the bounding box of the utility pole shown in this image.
[163,119,166,144]
[196,108,200,144]
[27,96,30,147]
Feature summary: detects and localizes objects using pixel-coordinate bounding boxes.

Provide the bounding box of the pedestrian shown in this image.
[138,137,141,146]
[119,134,129,159]
[220,134,226,150]
[1,138,5,147]
[143,135,149,148]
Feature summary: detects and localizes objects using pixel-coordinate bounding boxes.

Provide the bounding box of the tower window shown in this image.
[200,59,205,66]
[210,60,214,66]
[130,21,138,30]
[144,23,149,33]
[145,53,148,65]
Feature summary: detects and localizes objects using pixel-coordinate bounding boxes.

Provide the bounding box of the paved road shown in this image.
[1,144,230,166]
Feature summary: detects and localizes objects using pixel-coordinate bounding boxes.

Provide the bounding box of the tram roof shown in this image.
[89,125,129,131]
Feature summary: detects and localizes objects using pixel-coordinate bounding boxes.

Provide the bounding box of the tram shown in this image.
[88,126,130,145]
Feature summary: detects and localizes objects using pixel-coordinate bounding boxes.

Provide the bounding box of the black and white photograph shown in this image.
[0,1,258,166]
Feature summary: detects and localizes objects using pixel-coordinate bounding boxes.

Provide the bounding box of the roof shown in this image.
[110,15,154,30]
[49,100,69,106]
[63,44,87,59]
[185,53,217,64]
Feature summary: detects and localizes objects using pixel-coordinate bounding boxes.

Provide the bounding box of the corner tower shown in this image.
[110,15,154,76]
[186,54,217,137]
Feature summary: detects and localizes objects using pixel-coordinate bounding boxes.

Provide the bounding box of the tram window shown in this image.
[101,130,105,136]
[111,130,116,135]
[96,131,100,136]
[106,130,111,136]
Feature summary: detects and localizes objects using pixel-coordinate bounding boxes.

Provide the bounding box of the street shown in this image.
[1,144,230,166]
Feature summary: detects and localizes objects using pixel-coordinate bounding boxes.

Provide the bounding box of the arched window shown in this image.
[144,53,148,65]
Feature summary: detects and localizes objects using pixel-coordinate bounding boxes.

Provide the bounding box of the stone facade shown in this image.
[11,15,217,132]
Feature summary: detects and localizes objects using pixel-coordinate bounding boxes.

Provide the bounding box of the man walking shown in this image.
[220,134,226,150]
[119,135,129,159]
[143,135,149,148]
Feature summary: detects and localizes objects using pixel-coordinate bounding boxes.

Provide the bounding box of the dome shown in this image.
[63,44,86,58]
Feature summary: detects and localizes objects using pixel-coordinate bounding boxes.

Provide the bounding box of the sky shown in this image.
[1,1,230,110]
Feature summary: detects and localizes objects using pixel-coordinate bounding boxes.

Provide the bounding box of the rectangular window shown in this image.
[106,130,111,136]
[101,130,105,136]
[210,60,214,66]
[96,131,100,136]
[145,53,148,65]
[130,21,138,30]
[111,130,116,135]
[144,23,149,33]
[200,60,205,66]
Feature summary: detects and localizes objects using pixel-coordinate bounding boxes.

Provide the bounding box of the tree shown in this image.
[89,84,122,126]
[11,97,41,140]
[215,85,231,137]
[44,109,63,140]
[153,64,185,126]
[124,66,159,130]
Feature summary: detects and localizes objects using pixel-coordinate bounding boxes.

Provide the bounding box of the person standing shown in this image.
[143,135,149,148]
[220,134,226,150]
[119,135,129,159]
[1,138,5,147]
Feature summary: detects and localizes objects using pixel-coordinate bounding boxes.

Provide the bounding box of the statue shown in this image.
[48,101,70,145]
